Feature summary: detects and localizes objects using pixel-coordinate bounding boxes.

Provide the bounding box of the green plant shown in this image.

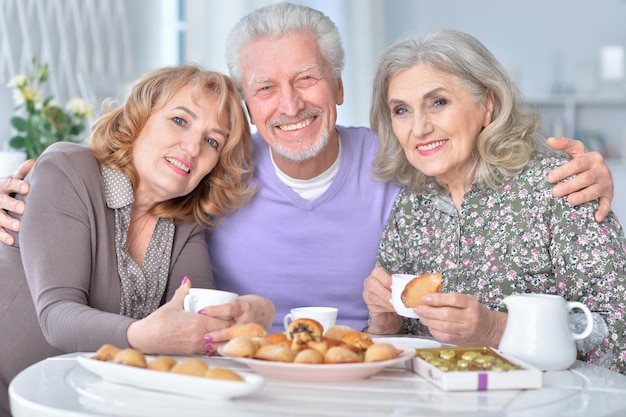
[7,58,95,160]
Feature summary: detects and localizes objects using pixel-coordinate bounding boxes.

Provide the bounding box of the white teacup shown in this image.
[391,273,420,318]
[183,288,238,313]
[283,307,338,334]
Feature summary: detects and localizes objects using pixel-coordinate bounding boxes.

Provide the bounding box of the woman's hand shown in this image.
[201,294,276,341]
[127,278,233,355]
[547,137,614,222]
[415,293,507,347]
[362,266,403,334]
[0,159,34,245]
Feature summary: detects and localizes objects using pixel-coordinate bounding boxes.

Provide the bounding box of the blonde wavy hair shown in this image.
[90,65,255,227]
[371,29,551,193]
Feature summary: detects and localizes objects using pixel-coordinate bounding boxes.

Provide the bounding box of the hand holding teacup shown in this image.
[183,288,238,314]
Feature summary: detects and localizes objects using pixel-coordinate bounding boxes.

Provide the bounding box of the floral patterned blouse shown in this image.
[377,153,626,373]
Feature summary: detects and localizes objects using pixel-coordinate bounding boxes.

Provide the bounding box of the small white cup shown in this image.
[183,288,238,313]
[391,274,420,318]
[283,307,338,334]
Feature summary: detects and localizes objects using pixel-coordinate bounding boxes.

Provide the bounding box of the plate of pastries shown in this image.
[218,319,415,382]
[78,344,265,400]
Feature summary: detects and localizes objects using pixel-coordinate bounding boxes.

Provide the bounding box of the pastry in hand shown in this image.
[401,273,443,308]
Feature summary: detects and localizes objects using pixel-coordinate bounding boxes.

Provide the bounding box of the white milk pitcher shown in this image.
[498,293,593,371]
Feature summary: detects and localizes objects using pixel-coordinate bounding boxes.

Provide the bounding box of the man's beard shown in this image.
[271,126,331,162]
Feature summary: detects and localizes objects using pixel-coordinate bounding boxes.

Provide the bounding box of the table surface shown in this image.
[9,337,626,417]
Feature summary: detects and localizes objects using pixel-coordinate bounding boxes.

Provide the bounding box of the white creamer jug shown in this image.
[498,293,593,371]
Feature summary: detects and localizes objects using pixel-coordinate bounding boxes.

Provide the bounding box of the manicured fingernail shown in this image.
[203,335,213,342]
[204,344,214,352]
[181,276,189,285]
[206,350,218,357]
[198,309,207,315]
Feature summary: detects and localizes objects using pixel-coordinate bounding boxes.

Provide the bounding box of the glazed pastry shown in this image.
[113,348,147,368]
[294,348,324,364]
[220,336,259,358]
[254,344,296,362]
[204,367,244,381]
[364,343,399,362]
[306,338,337,356]
[324,325,355,341]
[324,346,362,363]
[226,322,267,339]
[265,332,290,348]
[401,273,443,308]
[170,357,208,376]
[147,356,178,372]
[91,344,121,361]
[341,331,373,350]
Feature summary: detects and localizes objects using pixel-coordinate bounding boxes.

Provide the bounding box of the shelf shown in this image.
[530,96,626,159]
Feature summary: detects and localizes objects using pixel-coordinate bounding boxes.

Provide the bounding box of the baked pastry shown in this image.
[204,367,244,381]
[220,336,259,358]
[341,331,373,350]
[147,356,178,372]
[254,344,296,362]
[364,343,398,362]
[306,338,342,356]
[170,357,208,376]
[226,322,267,339]
[324,325,354,341]
[401,273,443,308]
[91,344,121,361]
[286,318,323,343]
[113,348,147,368]
[265,332,290,348]
[294,348,325,364]
[324,346,362,363]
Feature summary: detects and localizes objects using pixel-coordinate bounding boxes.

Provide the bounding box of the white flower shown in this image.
[7,74,28,89]
[19,85,42,104]
[66,97,95,118]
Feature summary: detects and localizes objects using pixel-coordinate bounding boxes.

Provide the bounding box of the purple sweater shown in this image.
[206,126,400,332]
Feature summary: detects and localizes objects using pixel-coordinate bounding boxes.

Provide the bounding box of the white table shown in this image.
[10,347,626,417]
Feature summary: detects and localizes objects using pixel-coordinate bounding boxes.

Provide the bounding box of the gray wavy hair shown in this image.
[370,29,549,193]
[225,1,345,96]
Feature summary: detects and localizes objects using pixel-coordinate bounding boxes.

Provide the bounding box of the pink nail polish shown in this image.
[181,276,189,285]
[204,335,213,342]
[198,309,207,315]
[204,344,214,351]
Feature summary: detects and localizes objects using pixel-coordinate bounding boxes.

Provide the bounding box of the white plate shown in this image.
[371,336,442,349]
[222,344,415,382]
[77,354,265,400]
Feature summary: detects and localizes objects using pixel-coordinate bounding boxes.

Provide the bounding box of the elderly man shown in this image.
[0,2,614,335]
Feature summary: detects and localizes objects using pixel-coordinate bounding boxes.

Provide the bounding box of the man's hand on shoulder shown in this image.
[546,137,614,222]
[0,159,34,245]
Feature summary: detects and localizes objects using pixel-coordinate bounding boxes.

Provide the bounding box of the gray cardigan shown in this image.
[0,143,214,413]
